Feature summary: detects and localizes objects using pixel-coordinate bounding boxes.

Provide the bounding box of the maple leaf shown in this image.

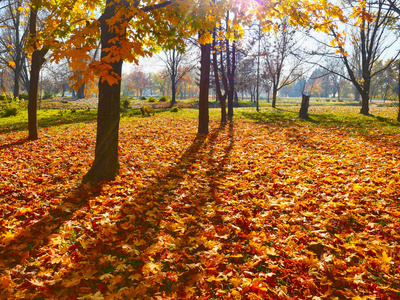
[0,275,11,289]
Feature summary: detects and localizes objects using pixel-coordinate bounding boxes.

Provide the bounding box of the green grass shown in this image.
[0,109,97,134]
[1,101,399,136]
[240,105,400,135]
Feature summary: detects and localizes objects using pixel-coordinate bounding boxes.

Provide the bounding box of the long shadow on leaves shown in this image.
[115,122,235,297]
[0,183,102,271]
[2,123,237,298]
[67,123,232,297]
[0,138,27,150]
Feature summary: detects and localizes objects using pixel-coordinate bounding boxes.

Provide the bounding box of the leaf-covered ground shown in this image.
[1,106,400,299]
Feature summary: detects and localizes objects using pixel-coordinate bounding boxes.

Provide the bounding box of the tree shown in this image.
[313,0,399,115]
[37,0,357,183]
[198,30,211,134]
[396,59,400,122]
[44,59,72,97]
[212,26,228,122]
[236,57,257,102]
[27,1,49,141]
[46,0,211,183]
[225,11,237,119]
[261,18,304,108]
[126,66,148,98]
[0,0,30,97]
[159,45,197,107]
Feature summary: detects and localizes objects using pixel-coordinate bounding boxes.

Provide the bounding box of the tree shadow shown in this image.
[0,110,97,134]
[0,183,103,272]
[2,123,237,298]
[0,138,27,150]
[371,114,400,127]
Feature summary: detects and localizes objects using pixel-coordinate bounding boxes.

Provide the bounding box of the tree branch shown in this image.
[142,0,172,12]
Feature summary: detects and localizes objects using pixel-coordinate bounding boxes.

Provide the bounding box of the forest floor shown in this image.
[1,105,400,299]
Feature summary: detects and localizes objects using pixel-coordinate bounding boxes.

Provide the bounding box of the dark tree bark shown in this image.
[212,28,226,123]
[77,82,86,99]
[397,61,400,122]
[198,31,211,134]
[360,92,370,115]
[170,48,177,107]
[83,0,124,183]
[28,7,48,141]
[13,2,22,98]
[299,94,310,120]
[271,85,278,108]
[227,32,236,119]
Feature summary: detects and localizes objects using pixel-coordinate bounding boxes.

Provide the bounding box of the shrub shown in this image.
[122,99,130,109]
[170,107,179,113]
[2,107,18,117]
[159,96,168,102]
[148,97,156,102]
[120,95,132,111]
[19,93,29,100]
[0,95,25,117]
[123,99,130,108]
[140,96,147,100]
[43,91,53,100]
[140,106,154,116]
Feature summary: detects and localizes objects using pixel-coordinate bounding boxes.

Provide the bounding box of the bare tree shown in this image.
[261,18,305,108]
[0,0,30,97]
[312,0,399,115]
[159,45,197,107]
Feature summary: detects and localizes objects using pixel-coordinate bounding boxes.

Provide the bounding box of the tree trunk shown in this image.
[227,39,236,119]
[198,32,211,134]
[83,0,124,183]
[212,28,226,123]
[354,89,360,102]
[170,48,177,107]
[272,85,278,108]
[299,94,310,120]
[170,75,176,107]
[28,50,47,140]
[397,61,400,122]
[234,90,239,105]
[77,82,85,99]
[360,92,369,115]
[28,8,48,141]
[13,10,21,98]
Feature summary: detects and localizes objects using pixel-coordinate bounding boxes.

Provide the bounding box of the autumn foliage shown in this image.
[1,106,399,299]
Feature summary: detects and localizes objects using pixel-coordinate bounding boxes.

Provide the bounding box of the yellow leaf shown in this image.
[8,61,15,68]
[381,251,392,264]
[1,231,15,246]
[265,247,277,256]
[230,277,241,288]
